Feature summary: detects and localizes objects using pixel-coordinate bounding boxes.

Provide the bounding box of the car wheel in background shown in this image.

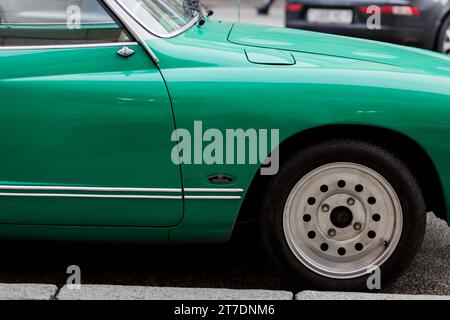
[260,139,426,291]
[437,15,450,55]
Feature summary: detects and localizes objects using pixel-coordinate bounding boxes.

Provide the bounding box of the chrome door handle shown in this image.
[117,46,135,58]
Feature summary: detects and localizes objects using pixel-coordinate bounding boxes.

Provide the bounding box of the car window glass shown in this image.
[118,0,193,36]
[0,0,132,46]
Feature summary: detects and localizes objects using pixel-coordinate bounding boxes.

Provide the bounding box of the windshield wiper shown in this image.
[184,0,213,26]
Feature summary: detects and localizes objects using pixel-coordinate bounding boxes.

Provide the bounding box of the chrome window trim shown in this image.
[0,41,138,51]
[0,22,114,26]
[113,0,198,39]
[102,0,159,63]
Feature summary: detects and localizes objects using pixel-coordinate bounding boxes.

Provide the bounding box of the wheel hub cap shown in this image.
[330,206,353,229]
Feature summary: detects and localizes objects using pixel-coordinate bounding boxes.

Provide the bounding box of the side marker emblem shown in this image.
[207,174,235,185]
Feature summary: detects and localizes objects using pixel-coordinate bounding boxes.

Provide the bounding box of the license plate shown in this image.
[306,8,353,25]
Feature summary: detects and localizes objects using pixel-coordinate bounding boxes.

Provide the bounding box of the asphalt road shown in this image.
[0,212,449,296]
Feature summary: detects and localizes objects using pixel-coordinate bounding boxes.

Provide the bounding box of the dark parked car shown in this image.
[286,0,450,55]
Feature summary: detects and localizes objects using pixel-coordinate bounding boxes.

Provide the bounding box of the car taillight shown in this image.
[390,6,420,16]
[286,3,303,12]
[359,5,420,16]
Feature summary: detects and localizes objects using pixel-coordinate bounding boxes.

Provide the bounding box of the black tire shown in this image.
[437,15,450,55]
[259,139,426,291]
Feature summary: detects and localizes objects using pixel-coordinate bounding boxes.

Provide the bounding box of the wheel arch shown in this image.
[236,124,447,234]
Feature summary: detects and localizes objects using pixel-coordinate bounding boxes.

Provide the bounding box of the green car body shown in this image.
[1,3,450,249]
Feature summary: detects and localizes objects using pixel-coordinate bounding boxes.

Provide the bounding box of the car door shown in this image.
[0,0,183,227]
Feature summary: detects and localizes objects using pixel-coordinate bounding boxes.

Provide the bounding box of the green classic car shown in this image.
[1,0,450,291]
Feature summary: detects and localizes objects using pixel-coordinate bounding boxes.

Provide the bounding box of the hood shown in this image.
[228,24,450,76]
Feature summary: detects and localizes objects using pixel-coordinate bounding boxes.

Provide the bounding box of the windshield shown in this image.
[118,0,195,36]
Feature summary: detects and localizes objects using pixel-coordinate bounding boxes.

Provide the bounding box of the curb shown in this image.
[0,284,58,300]
[57,285,293,300]
[0,284,449,300]
[296,290,450,300]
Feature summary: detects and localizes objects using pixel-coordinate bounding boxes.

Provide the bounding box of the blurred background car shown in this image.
[285,0,450,55]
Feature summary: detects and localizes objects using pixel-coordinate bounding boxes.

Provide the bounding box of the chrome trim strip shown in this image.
[185,188,244,193]
[0,42,138,51]
[0,185,244,200]
[185,196,242,200]
[0,186,243,193]
[0,193,181,199]
[114,0,198,39]
[0,193,240,200]
[0,185,181,193]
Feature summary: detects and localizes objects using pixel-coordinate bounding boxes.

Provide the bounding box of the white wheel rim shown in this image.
[283,162,403,279]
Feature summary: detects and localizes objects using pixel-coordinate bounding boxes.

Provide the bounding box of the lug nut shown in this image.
[321,204,330,213]
[347,197,355,206]
[353,222,362,231]
[328,229,336,237]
